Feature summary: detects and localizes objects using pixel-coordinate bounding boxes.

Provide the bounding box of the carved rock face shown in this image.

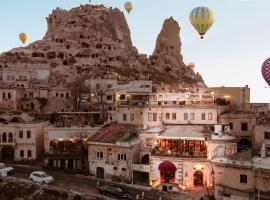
[0,4,205,89]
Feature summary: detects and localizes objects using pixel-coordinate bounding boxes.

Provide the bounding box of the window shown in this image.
[201,113,206,120]
[118,153,127,161]
[107,95,113,101]
[130,114,135,121]
[123,114,127,121]
[190,113,195,120]
[19,131,23,138]
[165,113,170,120]
[8,93,11,99]
[27,150,32,158]
[172,113,177,120]
[229,122,233,130]
[119,95,125,100]
[20,150,24,158]
[7,75,10,81]
[241,122,248,131]
[56,93,59,97]
[265,132,270,139]
[208,113,213,120]
[27,131,31,139]
[148,113,153,122]
[184,113,188,120]
[2,93,5,99]
[240,174,247,184]
[60,93,64,98]
[95,151,103,159]
[153,113,157,121]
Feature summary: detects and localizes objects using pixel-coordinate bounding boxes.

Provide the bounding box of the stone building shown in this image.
[213,155,270,200]
[0,113,46,161]
[219,112,256,151]
[88,124,140,183]
[44,119,99,172]
[149,125,236,192]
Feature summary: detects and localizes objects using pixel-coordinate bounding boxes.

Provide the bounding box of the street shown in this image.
[8,165,172,200]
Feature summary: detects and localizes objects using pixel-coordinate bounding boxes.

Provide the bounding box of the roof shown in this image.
[89,123,139,144]
[158,125,211,140]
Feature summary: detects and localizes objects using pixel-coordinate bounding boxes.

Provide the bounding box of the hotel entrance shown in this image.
[194,170,204,186]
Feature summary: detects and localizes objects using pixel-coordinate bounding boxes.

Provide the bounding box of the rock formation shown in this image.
[0,4,205,90]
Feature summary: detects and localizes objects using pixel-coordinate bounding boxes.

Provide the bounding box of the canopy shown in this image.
[158,161,176,172]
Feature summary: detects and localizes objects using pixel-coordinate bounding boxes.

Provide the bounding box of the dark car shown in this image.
[98,185,132,200]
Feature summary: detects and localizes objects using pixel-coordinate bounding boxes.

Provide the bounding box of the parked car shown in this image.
[29,171,54,184]
[98,185,132,200]
[0,163,15,176]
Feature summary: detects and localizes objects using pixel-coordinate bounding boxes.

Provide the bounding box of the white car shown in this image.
[29,171,54,184]
[0,163,14,176]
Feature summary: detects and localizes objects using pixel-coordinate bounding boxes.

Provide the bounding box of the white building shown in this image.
[0,113,46,161]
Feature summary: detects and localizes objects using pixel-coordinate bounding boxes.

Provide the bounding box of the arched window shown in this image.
[8,132,13,143]
[2,132,7,143]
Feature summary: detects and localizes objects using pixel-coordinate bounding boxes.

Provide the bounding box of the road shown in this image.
[9,165,171,200]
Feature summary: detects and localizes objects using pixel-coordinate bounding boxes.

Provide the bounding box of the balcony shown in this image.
[151,149,207,158]
[151,139,207,158]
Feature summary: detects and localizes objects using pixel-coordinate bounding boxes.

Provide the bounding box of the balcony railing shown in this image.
[151,149,207,158]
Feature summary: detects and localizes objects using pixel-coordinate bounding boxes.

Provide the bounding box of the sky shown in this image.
[0,0,270,102]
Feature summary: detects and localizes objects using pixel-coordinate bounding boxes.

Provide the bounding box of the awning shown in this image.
[158,161,177,172]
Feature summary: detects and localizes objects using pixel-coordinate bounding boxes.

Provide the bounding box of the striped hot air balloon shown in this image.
[262,58,270,86]
[189,7,215,39]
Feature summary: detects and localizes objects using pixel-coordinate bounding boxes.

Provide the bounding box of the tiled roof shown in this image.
[89,123,139,143]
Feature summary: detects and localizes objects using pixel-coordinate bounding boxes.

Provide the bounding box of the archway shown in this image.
[238,138,251,152]
[2,132,7,143]
[141,154,149,164]
[194,171,204,186]
[158,161,176,183]
[96,167,104,179]
[1,146,14,160]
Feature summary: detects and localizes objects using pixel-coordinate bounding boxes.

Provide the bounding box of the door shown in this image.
[96,167,104,179]
[194,171,204,186]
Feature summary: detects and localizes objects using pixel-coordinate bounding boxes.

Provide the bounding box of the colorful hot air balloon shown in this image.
[189,7,215,39]
[19,33,28,44]
[124,2,133,14]
[262,58,270,86]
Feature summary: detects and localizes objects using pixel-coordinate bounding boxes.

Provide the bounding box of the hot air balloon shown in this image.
[189,7,215,39]
[19,33,28,45]
[124,2,133,14]
[262,58,270,86]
